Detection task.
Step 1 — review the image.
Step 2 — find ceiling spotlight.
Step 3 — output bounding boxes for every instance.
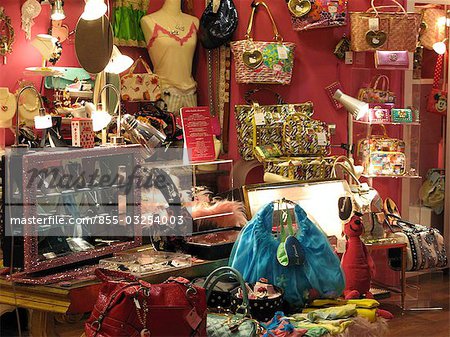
[81,0,107,21]
[51,0,66,20]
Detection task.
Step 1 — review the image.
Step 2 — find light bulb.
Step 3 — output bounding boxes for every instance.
[51,0,66,21]
[433,41,447,55]
[81,0,107,21]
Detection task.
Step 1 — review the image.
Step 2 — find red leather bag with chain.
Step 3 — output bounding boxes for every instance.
[85,269,207,337]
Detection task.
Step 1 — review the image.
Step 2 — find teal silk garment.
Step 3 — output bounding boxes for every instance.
[229,202,345,308]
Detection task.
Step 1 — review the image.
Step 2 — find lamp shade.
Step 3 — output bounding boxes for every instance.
[87,103,112,131]
[333,89,369,120]
[51,0,66,20]
[105,46,133,74]
[433,40,447,55]
[81,0,107,21]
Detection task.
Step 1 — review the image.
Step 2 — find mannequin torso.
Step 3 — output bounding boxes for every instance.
[0,87,16,128]
[140,0,199,92]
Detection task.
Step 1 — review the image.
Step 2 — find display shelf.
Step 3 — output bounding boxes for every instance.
[68,91,93,99]
[361,174,421,179]
[412,78,434,85]
[354,120,421,126]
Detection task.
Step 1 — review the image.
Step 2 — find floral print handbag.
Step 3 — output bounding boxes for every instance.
[288,0,348,31]
[230,1,295,85]
[358,75,396,104]
[120,56,161,102]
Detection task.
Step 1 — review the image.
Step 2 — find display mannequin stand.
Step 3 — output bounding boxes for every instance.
[0,88,16,128]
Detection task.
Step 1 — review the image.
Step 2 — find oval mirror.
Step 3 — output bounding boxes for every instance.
[75,16,113,74]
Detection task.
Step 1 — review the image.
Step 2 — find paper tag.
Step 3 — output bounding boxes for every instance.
[368,18,379,31]
[345,51,353,65]
[185,308,202,330]
[277,45,288,60]
[254,111,265,126]
[316,132,327,146]
[337,238,346,254]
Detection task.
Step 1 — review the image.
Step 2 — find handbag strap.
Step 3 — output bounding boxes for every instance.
[244,88,286,105]
[331,156,361,186]
[95,268,138,282]
[203,267,250,313]
[432,54,447,90]
[127,56,153,75]
[372,75,390,91]
[367,123,389,138]
[245,1,282,42]
[369,0,407,16]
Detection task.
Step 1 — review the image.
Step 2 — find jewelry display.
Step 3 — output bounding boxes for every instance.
[21,0,42,40]
[0,7,14,64]
[0,87,16,128]
[18,87,40,122]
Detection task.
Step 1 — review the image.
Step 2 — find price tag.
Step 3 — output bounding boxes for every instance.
[337,238,346,254]
[277,45,289,60]
[368,18,379,31]
[345,51,353,65]
[316,132,327,146]
[254,112,265,126]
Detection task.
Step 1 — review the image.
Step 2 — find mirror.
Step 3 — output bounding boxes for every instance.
[75,15,113,74]
[0,7,14,63]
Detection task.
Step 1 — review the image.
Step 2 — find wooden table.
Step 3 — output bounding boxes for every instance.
[0,258,228,337]
[366,242,407,309]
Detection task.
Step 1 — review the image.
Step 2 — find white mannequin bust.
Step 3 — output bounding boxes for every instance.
[140,0,199,92]
[0,87,16,128]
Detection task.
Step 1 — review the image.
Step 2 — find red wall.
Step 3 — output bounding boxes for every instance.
[1,0,412,204]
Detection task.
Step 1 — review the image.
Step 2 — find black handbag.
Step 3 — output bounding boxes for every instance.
[199,0,238,49]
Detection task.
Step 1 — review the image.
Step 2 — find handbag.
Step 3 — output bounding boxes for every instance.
[358,75,396,104]
[419,7,446,50]
[229,201,345,308]
[350,0,422,52]
[331,156,385,240]
[419,169,445,214]
[282,112,330,156]
[391,108,413,123]
[235,89,314,161]
[288,0,348,31]
[44,67,94,90]
[427,54,447,116]
[364,103,393,123]
[198,0,238,49]
[230,1,295,85]
[85,269,207,337]
[263,156,336,181]
[204,267,259,337]
[375,50,410,70]
[357,125,406,176]
[120,57,161,102]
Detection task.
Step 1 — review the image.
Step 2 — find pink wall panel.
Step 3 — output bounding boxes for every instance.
[0,0,416,204]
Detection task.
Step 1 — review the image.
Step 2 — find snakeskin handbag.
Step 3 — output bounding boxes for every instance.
[230,1,295,85]
[282,112,331,156]
[235,89,314,161]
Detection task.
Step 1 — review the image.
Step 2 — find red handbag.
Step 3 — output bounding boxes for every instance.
[85,269,207,337]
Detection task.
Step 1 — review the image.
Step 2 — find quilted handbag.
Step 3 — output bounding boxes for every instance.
[120,56,161,102]
[357,125,406,176]
[234,89,314,161]
[230,1,295,85]
[85,269,207,337]
[427,54,447,116]
[288,0,348,31]
[350,0,422,52]
[281,112,331,156]
[419,7,446,50]
[204,267,259,337]
[358,75,396,104]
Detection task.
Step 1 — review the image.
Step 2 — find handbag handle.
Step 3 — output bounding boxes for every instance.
[367,123,389,138]
[245,1,283,42]
[369,0,407,16]
[127,56,153,75]
[244,88,286,105]
[95,268,138,282]
[331,156,361,186]
[203,267,250,313]
[372,75,390,91]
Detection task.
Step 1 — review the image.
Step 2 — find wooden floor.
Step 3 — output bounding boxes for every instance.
[380,272,450,337]
[1,272,449,337]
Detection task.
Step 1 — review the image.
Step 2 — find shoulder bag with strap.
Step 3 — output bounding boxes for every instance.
[120,57,161,102]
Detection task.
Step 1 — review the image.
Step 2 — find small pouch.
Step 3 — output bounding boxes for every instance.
[367,103,393,123]
[325,81,344,110]
[254,144,283,162]
[391,108,413,123]
[375,51,410,70]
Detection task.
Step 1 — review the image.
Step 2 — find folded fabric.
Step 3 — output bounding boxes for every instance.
[292,315,354,335]
[306,304,357,322]
[309,298,380,309]
[261,311,308,337]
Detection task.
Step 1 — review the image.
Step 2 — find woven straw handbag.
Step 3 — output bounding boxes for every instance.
[230,1,295,85]
[350,0,422,52]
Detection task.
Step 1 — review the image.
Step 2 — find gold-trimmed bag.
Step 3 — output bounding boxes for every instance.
[235,89,314,161]
[230,1,295,85]
[264,156,336,181]
[350,0,422,52]
[282,112,331,156]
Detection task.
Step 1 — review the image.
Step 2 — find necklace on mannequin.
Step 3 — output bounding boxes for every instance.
[22,96,39,112]
[167,16,185,36]
[0,93,12,112]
